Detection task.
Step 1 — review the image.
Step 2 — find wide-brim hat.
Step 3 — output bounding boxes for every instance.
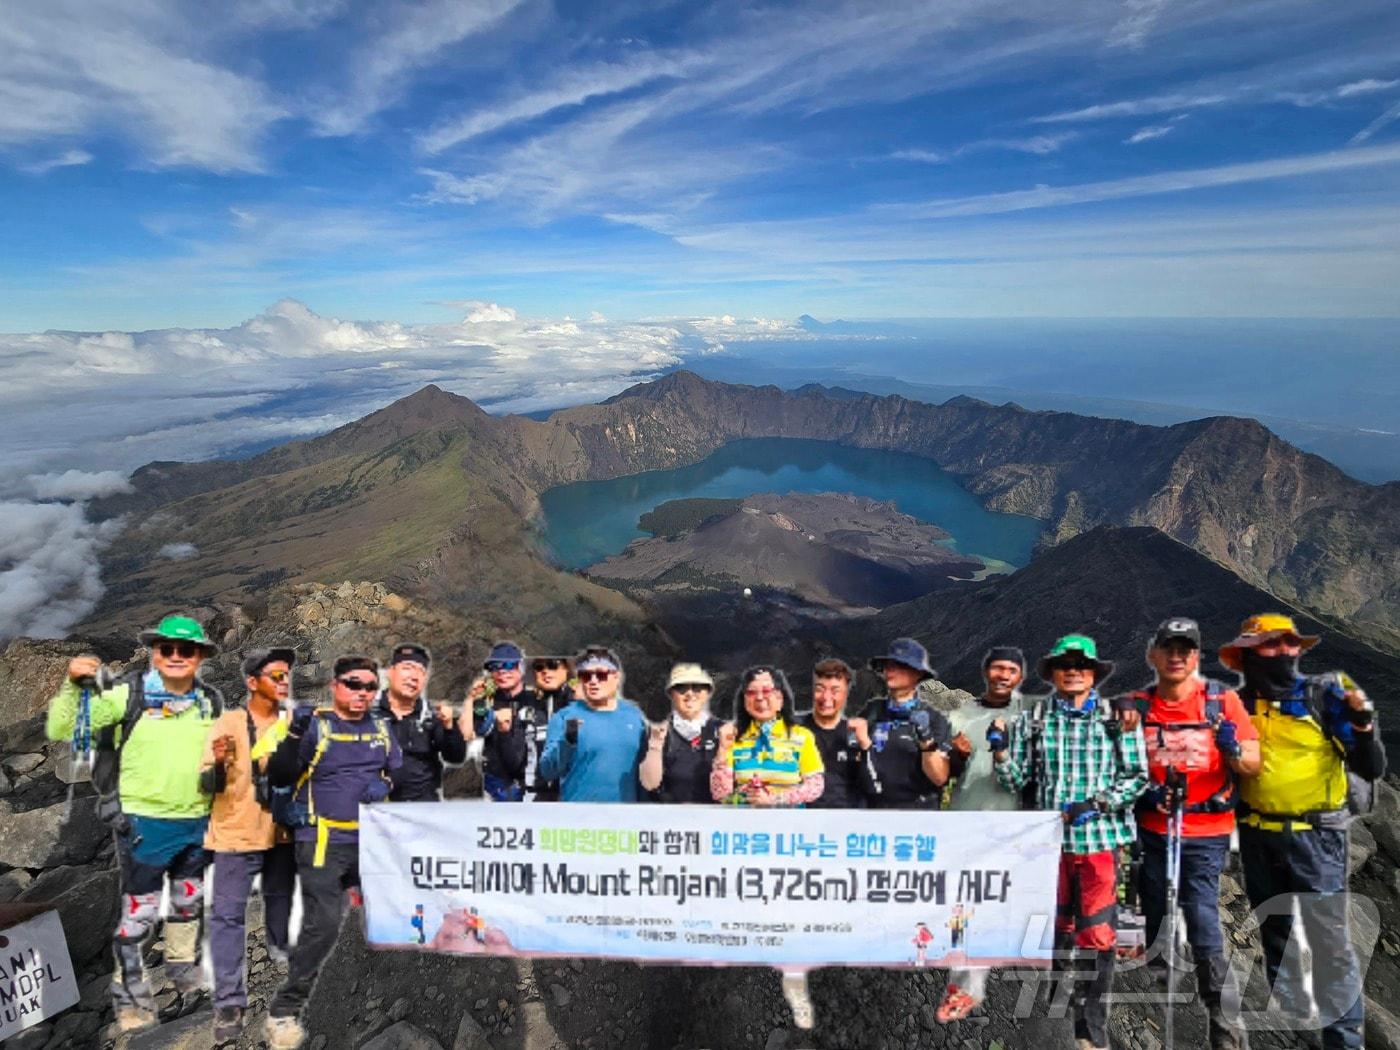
[1219,613,1319,671]
[139,614,218,654]
[869,638,936,681]
[1037,633,1113,684]
[667,663,714,690]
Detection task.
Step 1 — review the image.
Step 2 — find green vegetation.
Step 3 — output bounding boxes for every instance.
[638,497,742,537]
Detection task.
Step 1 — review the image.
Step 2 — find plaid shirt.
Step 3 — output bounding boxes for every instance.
[995,690,1148,854]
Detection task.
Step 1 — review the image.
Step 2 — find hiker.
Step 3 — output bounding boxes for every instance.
[640,662,722,803]
[376,643,466,802]
[711,666,824,806]
[528,652,578,800]
[45,615,223,1033]
[993,634,1148,1050]
[264,655,402,1049]
[1226,614,1386,1050]
[202,647,300,1043]
[465,641,542,801]
[539,646,648,802]
[935,646,1029,1023]
[1130,618,1258,1050]
[795,658,866,809]
[855,638,953,808]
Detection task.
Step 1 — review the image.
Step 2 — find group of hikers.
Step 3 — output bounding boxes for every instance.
[45,611,1384,1050]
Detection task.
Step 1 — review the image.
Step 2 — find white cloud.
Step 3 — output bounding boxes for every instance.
[1125,124,1175,145]
[890,142,1400,219]
[0,3,288,172]
[890,148,947,164]
[18,148,93,175]
[312,0,525,136]
[0,501,122,640]
[1351,99,1400,145]
[1035,92,1230,124]
[27,470,133,501]
[158,542,199,561]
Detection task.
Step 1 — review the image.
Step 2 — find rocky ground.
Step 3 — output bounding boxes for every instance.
[4,587,1400,1049]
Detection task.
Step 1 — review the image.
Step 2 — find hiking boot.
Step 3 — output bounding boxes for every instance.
[213,1006,244,1044]
[1196,955,1247,1050]
[265,1013,307,1049]
[268,943,290,968]
[115,1004,159,1033]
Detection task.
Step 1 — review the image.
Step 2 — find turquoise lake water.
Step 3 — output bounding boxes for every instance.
[537,438,1044,572]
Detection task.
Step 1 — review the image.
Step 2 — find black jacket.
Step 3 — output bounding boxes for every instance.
[376,693,467,802]
[795,715,866,809]
[857,697,951,809]
[650,719,721,804]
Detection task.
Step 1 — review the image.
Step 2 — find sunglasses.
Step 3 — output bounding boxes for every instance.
[532,659,566,672]
[578,669,614,683]
[337,677,379,693]
[744,687,778,699]
[672,684,711,695]
[1051,659,1096,673]
[485,660,521,672]
[260,669,290,682]
[156,642,203,659]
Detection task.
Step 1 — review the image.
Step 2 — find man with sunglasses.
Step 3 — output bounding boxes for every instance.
[527,654,576,801]
[1224,614,1385,1050]
[466,641,542,801]
[540,647,648,802]
[375,643,466,802]
[201,647,300,1043]
[45,615,223,1034]
[264,655,401,1049]
[993,634,1147,1050]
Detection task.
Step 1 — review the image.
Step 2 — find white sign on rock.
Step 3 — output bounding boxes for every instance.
[0,909,79,1039]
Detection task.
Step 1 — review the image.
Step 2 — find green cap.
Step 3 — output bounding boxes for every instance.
[139,615,218,654]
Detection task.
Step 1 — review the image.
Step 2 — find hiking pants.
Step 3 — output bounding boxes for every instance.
[1139,830,1230,960]
[211,843,297,1010]
[113,833,208,1012]
[269,841,359,1019]
[1239,825,1363,1050]
[1055,849,1118,1048]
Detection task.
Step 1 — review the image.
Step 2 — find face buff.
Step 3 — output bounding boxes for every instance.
[1240,650,1301,704]
[671,712,707,741]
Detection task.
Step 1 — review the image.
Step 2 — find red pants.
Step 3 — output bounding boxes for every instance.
[1056,850,1118,950]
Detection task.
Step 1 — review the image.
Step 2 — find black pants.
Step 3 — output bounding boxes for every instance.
[269,841,359,1018]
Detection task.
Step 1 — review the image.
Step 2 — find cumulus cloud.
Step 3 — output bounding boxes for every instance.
[27,470,133,501]
[0,502,122,640]
[158,542,199,561]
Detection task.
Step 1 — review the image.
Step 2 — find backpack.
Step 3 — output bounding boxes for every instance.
[1020,693,1121,811]
[1133,679,1236,814]
[1303,672,1376,817]
[270,712,392,829]
[89,671,224,831]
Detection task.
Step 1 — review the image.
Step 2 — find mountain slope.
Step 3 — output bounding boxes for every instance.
[84,372,1400,653]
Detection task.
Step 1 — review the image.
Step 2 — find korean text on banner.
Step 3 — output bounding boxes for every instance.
[360,803,1063,967]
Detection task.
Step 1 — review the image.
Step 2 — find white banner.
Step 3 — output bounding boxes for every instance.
[0,910,80,1039]
[360,803,1063,967]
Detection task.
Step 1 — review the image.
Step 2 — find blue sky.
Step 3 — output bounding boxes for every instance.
[4,0,1400,330]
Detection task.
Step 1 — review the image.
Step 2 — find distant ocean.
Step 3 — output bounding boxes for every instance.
[688,318,1400,483]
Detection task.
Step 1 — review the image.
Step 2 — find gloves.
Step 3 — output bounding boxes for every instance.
[360,778,390,804]
[1063,800,1101,827]
[986,723,1008,753]
[1214,718,1242,758]
[1139,781,1179,812]
[289,704,316,737]
[565,719,581,745]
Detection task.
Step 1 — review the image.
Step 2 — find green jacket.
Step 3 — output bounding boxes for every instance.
[46,678,215,819]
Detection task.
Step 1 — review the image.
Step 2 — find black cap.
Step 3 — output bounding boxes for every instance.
[1152,617,1201,649]
[389,643,431,668]
[983,646,1025,672]
[242,647,297,678]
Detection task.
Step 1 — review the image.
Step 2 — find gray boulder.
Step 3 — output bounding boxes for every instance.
[360,1020,446,1050]
[0,795,106,868]
[19,865,119,963]
[0,637,91,730]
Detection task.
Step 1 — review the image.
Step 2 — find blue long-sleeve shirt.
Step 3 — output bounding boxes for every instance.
[539,699,648,802]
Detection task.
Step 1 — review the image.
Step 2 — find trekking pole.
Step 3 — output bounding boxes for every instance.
[1163,766,1186,1049]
